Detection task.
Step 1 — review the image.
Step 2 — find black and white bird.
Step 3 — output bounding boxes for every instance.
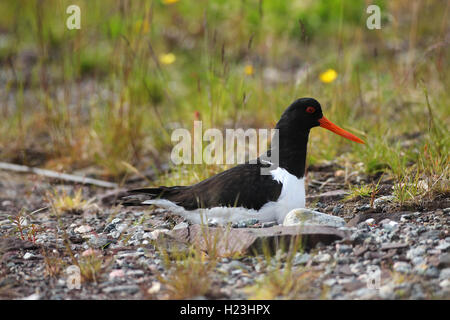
[124,98,364,224]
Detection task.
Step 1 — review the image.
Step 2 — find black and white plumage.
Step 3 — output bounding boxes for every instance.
[123,98,364,224]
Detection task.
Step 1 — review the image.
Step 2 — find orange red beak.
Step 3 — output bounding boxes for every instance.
[318,117,365,144]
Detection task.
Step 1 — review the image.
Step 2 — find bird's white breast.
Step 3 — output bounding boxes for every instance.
[258,167,305,224]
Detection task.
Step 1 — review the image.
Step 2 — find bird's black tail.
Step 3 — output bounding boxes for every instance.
[120,186,185,206]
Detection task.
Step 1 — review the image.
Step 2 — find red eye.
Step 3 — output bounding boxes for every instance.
[306,106,315,113]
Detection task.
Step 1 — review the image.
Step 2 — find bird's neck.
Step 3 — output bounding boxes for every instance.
[269,129,310,179]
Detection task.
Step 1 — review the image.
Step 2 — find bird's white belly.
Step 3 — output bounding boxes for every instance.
[142,167,305,225]
[260,167,305,224]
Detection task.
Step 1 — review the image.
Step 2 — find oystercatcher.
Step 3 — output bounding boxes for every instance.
[124,98,364,224]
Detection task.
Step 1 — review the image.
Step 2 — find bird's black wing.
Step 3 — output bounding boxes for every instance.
[125,161,282,210]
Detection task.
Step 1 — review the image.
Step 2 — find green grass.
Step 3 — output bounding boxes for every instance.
[0,0,448,201]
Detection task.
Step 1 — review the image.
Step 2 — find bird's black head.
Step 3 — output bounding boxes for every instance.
[276,97,324,132]
[276,97,364,143]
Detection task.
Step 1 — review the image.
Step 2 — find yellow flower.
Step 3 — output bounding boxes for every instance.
[320,69,338,83]
[162,0,179,5]
[159,53,176,65]
[244,65,254,76]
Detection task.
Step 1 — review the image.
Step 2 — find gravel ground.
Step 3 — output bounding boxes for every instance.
[0,167,449,300]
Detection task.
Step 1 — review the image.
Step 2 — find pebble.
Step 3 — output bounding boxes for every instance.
[380,219,399,232]
[173,222,189,230]
[88,235,111,248]
[400,214,412,222]
[109,269,125,280]
[439,268,450,280]
[323,278,336,286]
[262,221,277,228]
[293,253,310,266]
[143,229,169,240]
[23,252,34,260]
[407,246,427,260]
[332,205,343,215]
[393,262,411,274]
[438,253,450,268]
[314,253,332,263]
[74,225,92,234]
[102,285,140,294]
[357,204,371,212]
[147,282,161,294]
[336,244,353,254]
[436,242,450,252]
[374,196,394,207]
[440,279,450,288]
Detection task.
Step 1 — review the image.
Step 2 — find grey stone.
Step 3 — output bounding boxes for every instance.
[262,221,277,228]
[173,222,189,230]
[439,268,450,280]
[102,285,140,294]
[357,204,371,212]
[380,219,399,232]
[23,252,34,260]
[407,246,427,260]
[293,253,310,266]
[336,244,353,254]
[314,253,332,263]
[323,278,337,286]
[374,196,394,207]
[436,242,450,252]
[438,253,450,268]
[283,208,346,228]
[393,262,411,274]
[332,205,344,215]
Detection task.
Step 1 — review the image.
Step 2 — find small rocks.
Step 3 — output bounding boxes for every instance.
[373,196,394,208]
[357,204,371,212]
[336,244,353,254]
[74,225,93,234]
[439,268,450,280]
[332,204,344,215]
[400,214,413,222]
[147,282,161,295]
[380,219,398,231]
[314,253,332,263]
[109,269,125,280]
[143,229,170,240]
[173,222,189,230]
[440,279,450,288]
[407,245,427,260]
[102,284,140,294]
[293,253,310,266]
[233,218,259,228]
[437,253,450,268]
[435,241,450,252]
[261,221,277,228]
[393,262,411,274]
[23,252,35,260]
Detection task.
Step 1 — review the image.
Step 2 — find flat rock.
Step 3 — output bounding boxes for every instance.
[283,208,346,228]
[166,224,351,256]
